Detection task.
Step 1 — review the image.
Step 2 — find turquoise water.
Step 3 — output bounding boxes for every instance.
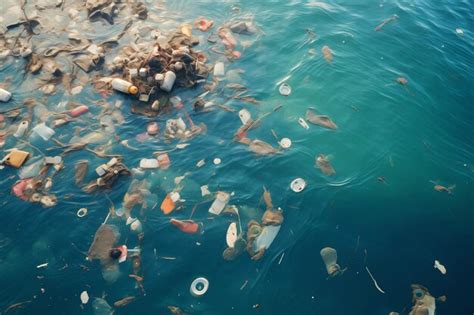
[1,0,473,314]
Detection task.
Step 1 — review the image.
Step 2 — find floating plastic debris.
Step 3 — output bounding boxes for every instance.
[77,208,88,218]
[434,260,447,275]
[80,291,89,304]
[36,263,48,269]
[298,118,309,129]
[455,28,464,36]
[279,138,292,149]
[279,83,292,96]
[226,222,238,248]
[213,158,221,165]
[290,178,306,192]
[190,277,209,297]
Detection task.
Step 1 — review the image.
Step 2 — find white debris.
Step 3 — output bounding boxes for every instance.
[80,291,89,304]
[434,260,447,275]
[36,263,48,269]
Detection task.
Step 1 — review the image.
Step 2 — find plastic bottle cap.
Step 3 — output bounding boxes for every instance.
[290,178,306,192]
[213,158,221,165]
[279,138,292,149]
[190,277,209,297]
[128,86,139,95]
[279,83,292,96]
[77,208,88,217]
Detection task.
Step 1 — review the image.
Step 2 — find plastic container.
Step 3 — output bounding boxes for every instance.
[14,121,29,137]
[209,191,230,215]
[69,105,89,117]
[279,83,292,96]
[112,78,138,95]
[0,88,12,102]
[139,158,159,169]
[213,62,225,77]
[31,123,55,140]
[190,277,209,297]
[160,71,176,92]
[290,178,306,192]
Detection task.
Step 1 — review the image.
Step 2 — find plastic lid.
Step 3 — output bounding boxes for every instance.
[279,138,292,149]
[190,277,209,297]
[290,178,306,192]
[77,208,88,218]
[128,85,139,95]
[213,158,221,165]
[279,83,292,96]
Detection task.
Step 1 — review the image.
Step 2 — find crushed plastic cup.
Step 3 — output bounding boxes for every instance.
[279,138,292,149]
[279,83,292,96]
[31,123,55,141]
[238,109,251,125]
[209,191,230,215]
[290,178,306,192]
[320,247,342,277]
[190,277,209,297]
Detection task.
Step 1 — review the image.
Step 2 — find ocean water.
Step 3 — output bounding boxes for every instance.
[0,0,473,314]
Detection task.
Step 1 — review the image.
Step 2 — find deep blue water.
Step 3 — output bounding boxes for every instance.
[0,0,473,314]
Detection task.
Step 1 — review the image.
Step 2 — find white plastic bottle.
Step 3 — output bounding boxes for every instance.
[111,78,138,95]
[14,121,29,137]
[160,71,176,92]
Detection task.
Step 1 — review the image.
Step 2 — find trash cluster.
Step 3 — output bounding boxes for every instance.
[0,1,453,314]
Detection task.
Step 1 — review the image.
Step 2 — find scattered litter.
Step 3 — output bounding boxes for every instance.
[279,83,292,96]
[77,208,88,218]
[365,266,385,294]
[190,277,209,297]
[434,260,447,274]
[290,178,306,192]
[455,28,464,36]
[80,291,89,304]
[2,149,30,168]
[36,263,48,269]
[71,86,83,95]
[240,279,249,290]
[298,118,309,129]
[213,62,225,77]
[213,158,221,165]
[112,78,138,95]
[161,192,180,215]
